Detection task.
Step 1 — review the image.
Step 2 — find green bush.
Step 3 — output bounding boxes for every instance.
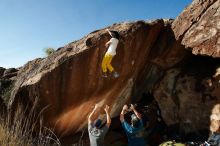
[44,48,55,56]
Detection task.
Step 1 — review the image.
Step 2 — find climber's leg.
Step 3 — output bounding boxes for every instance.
[101,55,111,78]
[106,55,119,78]
[106,55,114,73]
[101,55,108,73]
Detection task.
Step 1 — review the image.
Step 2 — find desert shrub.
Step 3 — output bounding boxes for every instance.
[44,48,55,56]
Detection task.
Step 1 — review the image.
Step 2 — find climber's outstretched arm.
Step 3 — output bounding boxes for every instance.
[105,29,113,47]
[120,105,128,122]
[105,41,111,47]
[88,104,99,124]
[130,104,142,120]
[104,105,111,128]
[106,28,111,33]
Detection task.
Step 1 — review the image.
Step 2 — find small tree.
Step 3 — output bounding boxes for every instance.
[44,47,55,56]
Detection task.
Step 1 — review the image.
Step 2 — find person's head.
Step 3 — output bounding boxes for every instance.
[131,114,140,128]
[210,104,220,133]
[109,30,120,39]
[94,119,102,128]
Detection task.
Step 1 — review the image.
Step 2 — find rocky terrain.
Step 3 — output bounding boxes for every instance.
[0,0,220,144]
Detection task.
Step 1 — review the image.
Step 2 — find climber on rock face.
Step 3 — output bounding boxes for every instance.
[120,104,146,146]
[88,104,111,146]
[101,29,119,78]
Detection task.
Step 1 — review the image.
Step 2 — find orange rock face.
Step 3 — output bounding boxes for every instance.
[10,19,186,137]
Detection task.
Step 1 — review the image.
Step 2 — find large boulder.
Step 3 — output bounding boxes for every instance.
[172,0,220,57]
[10,19,186,137]
[153,0,220,135]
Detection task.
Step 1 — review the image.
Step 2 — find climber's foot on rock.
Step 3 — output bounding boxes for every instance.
[112,71,119,78]
[102,73,108,78]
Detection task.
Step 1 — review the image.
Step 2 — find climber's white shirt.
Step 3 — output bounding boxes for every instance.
[106,38,119,56]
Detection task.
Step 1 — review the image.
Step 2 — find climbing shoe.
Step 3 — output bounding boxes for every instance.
[112,71,119,78]
[102,73,108,78]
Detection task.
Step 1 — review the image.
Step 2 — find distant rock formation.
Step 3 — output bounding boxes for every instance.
[1,0,219,139]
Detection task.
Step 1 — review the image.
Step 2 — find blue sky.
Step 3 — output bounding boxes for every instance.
[0,0,192,68]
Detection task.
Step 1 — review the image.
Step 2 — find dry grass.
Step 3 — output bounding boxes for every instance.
[0,99,61,146]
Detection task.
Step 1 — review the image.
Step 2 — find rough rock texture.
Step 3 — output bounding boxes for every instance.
[154,56,220,135]
[0,67,18,112]
[172,0,220,57]
[10,19,187,137]
[3,68,18,79]
[0,67,5,78]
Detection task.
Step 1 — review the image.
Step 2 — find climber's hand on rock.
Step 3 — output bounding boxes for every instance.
[130,104,135,110]
[106,28,110,33]
[105,43,108,47]
[104,105,110,113]
[93,104,99,111]
[122,105,128,111]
